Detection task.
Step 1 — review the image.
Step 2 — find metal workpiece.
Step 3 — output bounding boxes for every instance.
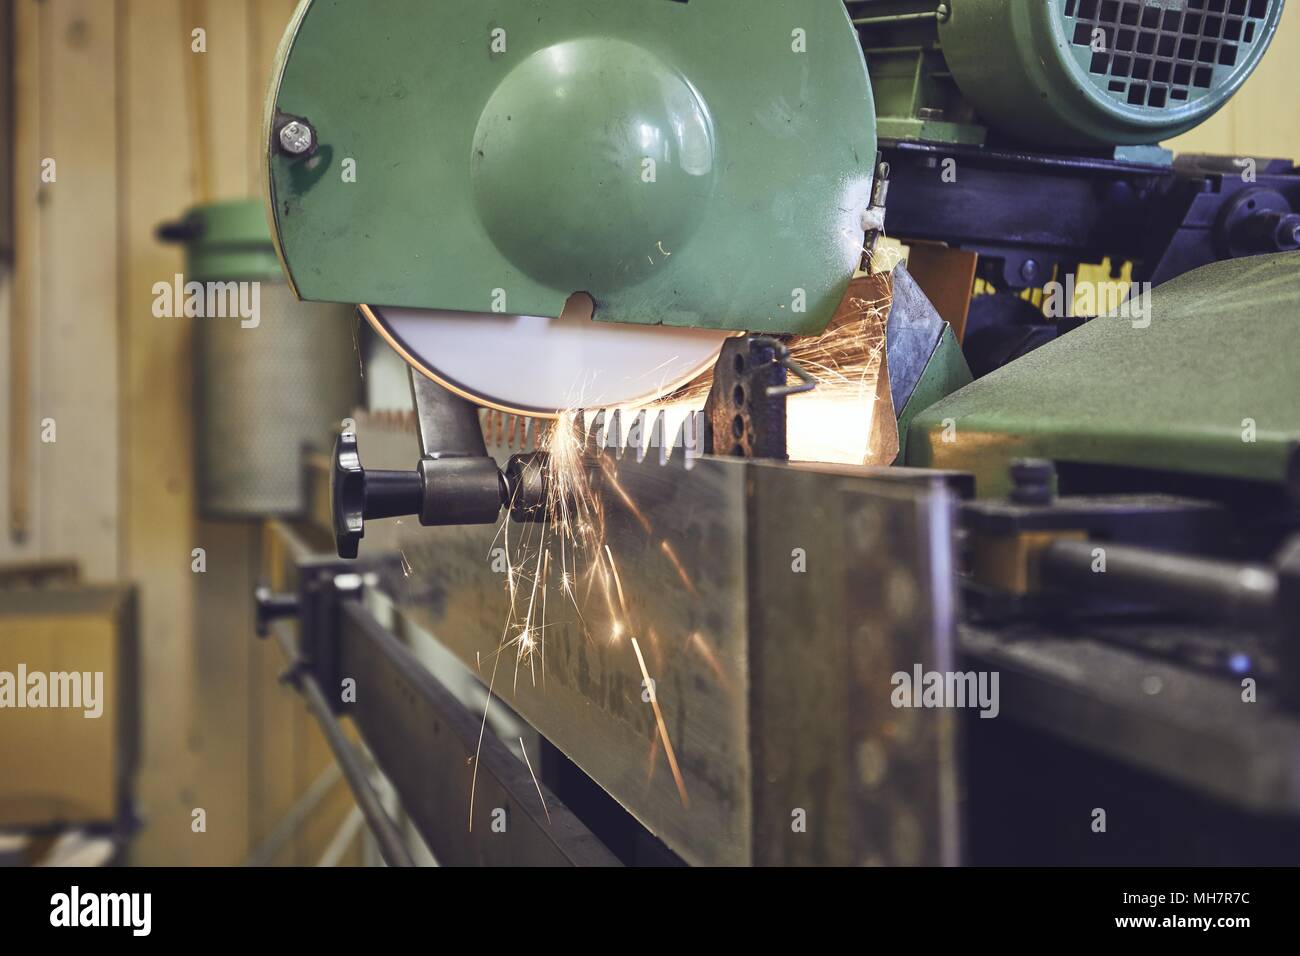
[354,413,961,866]
[749,461,961,867]
[335,600,620,866]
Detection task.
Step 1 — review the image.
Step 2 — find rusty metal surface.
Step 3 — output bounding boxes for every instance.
[357,412,959,865]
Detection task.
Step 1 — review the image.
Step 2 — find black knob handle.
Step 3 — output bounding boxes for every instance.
[254,585,300,638]
[332,431,424,559]
[155,215,205,244]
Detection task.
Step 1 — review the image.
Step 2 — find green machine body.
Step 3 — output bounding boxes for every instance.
[905,251,1300,497]
[264,0,878,338]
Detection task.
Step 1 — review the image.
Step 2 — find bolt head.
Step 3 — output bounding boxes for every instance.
[279,120,315,156]
[1009,458,1057,505]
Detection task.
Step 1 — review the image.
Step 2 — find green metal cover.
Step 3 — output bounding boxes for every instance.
[894,324,973,465]
[266,0,876,336]
[939,0,1284,147]
[179,198,283,282]
[906,252,1300,496]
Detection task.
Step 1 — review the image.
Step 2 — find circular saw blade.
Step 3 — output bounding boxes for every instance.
[362,301,728,417]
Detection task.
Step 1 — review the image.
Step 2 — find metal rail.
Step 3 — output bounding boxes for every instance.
[268,623,416,868]
[1041,539,1280,629]
[336,599,621,867]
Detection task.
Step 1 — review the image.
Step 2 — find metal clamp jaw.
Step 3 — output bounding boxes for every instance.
[331,372,552,559]
[331,430,506,559]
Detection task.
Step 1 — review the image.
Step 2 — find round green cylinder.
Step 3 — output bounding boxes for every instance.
[939,0,1284,147]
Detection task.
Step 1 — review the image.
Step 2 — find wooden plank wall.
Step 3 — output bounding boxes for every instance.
[1,0,357,866]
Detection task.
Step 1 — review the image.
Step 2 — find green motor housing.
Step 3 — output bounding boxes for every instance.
[852,0,1285,148]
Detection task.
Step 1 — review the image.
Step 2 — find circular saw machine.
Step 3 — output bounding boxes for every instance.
[264,0,878,416]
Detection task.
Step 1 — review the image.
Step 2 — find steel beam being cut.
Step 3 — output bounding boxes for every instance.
[354,413,961,866]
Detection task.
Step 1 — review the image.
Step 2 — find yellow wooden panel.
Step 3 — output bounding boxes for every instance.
[1229,11,1300,158]
[1167,101,1238,155]
[0,0,374,869]
[197,0,252,198]
[39,0,120,581]
[5,0,42,555]
[190,520,256,864]
[0,589,135,828]
[119,0,201,865]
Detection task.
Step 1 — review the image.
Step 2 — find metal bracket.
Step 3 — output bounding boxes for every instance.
[330,370,551,558]
[704,336,814,460]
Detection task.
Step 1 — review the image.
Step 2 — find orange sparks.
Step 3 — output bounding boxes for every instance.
[688,631,730,692]
[659,541,699,598]
[520,737,551,825]
[631,636,689,809]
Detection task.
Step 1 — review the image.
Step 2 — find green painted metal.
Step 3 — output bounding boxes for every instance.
[267,0,876,336]
[174,198,283,282]
[850,1,988,145]
[938,0,1284,148]
[906,252,1300,497]
[893,324,972,465]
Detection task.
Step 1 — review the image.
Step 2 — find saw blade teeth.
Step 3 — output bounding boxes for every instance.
[650,410,669,466]
[657,407,692,466]
[585,409,606,454]
[626,410,649,463]
[609,409,628,459]
[573,410,589,449]
[673,409,707,471]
